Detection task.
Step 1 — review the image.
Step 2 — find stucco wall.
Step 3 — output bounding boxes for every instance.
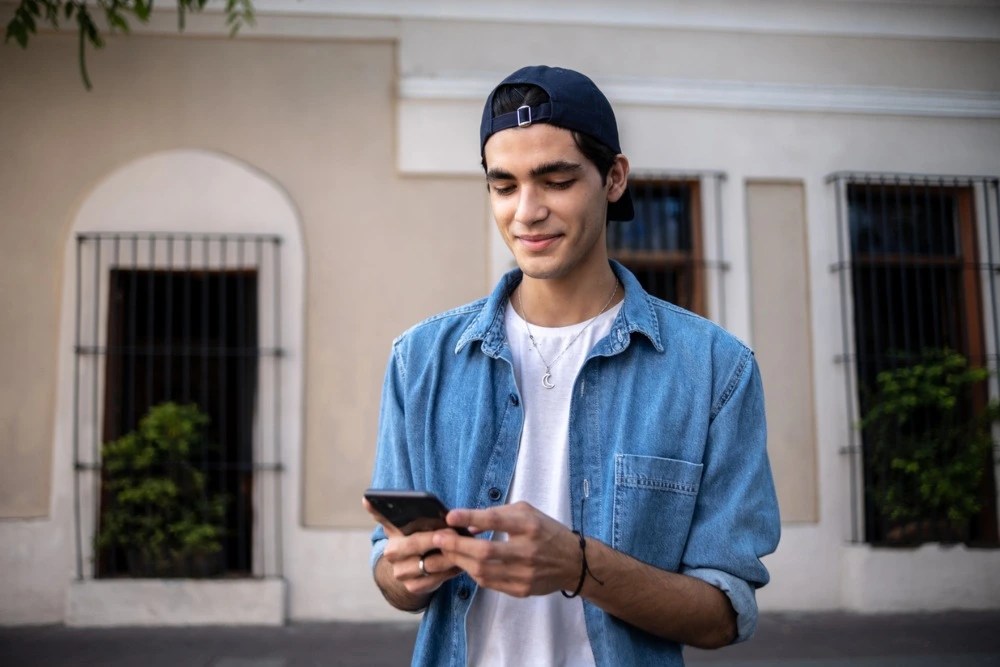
[747,180,818,524]
[0,30,487,620]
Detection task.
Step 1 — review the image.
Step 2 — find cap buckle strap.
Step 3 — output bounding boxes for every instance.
[516,104,533,128]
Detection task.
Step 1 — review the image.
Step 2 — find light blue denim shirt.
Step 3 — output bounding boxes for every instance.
[370,261,780,667]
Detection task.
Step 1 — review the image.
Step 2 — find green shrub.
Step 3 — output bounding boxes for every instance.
[97,402,227,577]
[860,349,998,542]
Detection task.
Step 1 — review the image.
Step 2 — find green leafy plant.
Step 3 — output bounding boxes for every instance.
[97,401,227,577]
[860,349,999,544]
[5,0,255,89]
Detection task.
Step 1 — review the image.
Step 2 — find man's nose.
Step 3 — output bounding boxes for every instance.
[515,186,548,225]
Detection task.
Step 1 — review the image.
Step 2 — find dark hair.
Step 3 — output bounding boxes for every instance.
[482,84,618,183]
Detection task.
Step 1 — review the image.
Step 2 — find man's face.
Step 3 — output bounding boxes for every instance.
[483,123,626,283]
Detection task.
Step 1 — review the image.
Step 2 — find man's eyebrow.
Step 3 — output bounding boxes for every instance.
[530,161,583,178]
[486,161,583,182]
[486,168,515,182]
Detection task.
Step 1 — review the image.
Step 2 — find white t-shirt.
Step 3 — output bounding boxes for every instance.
[465,297,622,667]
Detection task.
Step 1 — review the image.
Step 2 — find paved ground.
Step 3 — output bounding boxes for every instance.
[2,611,999,666]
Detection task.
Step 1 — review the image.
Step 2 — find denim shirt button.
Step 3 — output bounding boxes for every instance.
[509,393,519,407]
[457,586,470,600]
[488,487,502,501]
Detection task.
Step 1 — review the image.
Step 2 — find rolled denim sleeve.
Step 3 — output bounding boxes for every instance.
[369,343,412,572]
[681,348,780,643]
[370,531,388,571]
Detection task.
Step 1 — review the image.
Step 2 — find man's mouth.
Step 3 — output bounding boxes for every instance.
[517,234,561,252]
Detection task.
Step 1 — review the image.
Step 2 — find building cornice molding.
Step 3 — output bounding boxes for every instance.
[6,1,995,42]
[401,74,1000,119]
[242,0,999,41]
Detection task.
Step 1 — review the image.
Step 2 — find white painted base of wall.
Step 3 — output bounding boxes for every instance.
[284,528,419,623]
[842,543,1000,612]
[66,579,286,627]
[13,533,998,627]
[756,525,842,612]
[0,517,73,625]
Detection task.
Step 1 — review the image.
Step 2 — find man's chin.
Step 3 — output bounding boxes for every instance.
[515,258,565,281]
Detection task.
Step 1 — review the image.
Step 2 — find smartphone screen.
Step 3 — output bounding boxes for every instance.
[364,489,472,537]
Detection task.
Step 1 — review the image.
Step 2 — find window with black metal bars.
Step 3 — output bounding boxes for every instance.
[607,172,728,322]
[73,233,285,579]
[829,173,1000,546]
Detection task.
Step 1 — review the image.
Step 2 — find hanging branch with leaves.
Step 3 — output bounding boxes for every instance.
[5,0,255,89]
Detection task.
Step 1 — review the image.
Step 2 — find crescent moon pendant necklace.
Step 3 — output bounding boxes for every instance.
[517,278,619,390]
[542,372,555,389]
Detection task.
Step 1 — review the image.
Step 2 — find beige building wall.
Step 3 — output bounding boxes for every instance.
[0,33,487,527]
[746,181,818,524]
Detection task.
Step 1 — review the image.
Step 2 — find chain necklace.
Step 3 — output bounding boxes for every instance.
[516,278,619,389]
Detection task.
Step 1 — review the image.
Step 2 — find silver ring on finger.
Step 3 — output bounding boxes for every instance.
[418,557,430,577]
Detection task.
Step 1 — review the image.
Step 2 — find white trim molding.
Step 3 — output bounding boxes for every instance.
[401,74,1000,120]
[237,0,1000,41]
[11,0,994,41]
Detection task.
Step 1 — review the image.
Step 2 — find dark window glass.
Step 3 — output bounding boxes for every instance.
[608,179,705,315]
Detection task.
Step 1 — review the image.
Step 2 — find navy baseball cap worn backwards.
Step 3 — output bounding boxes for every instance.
[480,65,635,222]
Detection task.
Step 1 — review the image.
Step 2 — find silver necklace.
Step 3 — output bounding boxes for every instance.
[516,278,619,389]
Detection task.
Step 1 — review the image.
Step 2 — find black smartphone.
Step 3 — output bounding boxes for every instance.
[364,488,472,537]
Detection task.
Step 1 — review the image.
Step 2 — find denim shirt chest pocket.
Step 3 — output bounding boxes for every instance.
[612,453,704,572]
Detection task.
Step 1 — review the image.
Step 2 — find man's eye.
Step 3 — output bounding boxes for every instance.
[549,180,575,190]
[492,184,516,196]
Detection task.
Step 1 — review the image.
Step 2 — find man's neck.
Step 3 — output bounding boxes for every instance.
[516,265,621,328]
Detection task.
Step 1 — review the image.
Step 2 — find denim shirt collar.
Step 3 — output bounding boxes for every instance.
[455,260,664,358]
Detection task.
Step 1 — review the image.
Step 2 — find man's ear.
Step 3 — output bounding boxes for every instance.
[606,154,630,204]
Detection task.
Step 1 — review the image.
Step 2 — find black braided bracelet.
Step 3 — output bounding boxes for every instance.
[560,530,603,599]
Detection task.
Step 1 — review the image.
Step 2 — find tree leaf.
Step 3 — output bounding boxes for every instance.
[106,10,129,33]
[134,0,151,22]
[43,0,59,24]
[6,21,28,48]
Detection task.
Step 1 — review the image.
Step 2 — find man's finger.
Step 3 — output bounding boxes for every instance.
[447,506,527,534]
[431,528,516,568]
[362,498,403,538]
[418,551,462,579]
[383,529,448,562]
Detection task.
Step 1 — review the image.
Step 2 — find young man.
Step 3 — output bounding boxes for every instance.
[366,65,780,666]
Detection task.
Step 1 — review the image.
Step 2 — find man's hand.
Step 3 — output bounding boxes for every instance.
[363,499,463,610]
[434,501,581,598]
[440,500,737,648]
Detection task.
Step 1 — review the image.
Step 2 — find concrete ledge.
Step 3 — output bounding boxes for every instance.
[842,543,1000,612]
[66,578,286,627]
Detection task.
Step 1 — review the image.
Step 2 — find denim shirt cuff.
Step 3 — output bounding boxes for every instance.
[682,566,758,643]
[371,536,388,571]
